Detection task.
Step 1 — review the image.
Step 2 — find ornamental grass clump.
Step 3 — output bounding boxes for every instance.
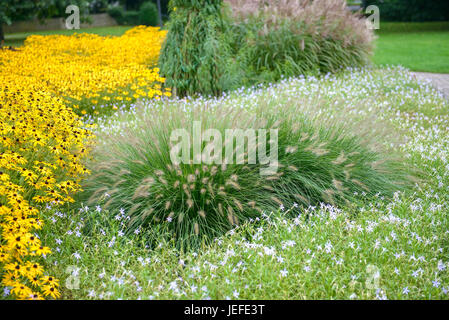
[259,103,409,209]
[81,93,409,249]
[226,0,374,83]
[81,105,275,249]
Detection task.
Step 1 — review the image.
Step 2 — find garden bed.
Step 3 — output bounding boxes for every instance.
[35,67,449,300]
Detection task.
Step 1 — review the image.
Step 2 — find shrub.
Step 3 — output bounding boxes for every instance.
[107,6,126,25]
[363,0,449,22]
[123,10,140,25]
[226,0,374,83]
[81,94,409,249]
[108,6,140,25]
[159,0,373,96]
[139,1,160,26]
[158,0,237,98]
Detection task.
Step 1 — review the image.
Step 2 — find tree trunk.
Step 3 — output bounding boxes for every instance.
[0,23,4,47]
[156,0,163,27]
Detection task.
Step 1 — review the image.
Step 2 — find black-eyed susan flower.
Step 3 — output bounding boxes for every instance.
[25,261,44,276]
[11,283,33,299]
[32,246,52,256]
[29,292,44,300]
[40,276,59,287]
[42,285,61,299]
[0,25,168,301]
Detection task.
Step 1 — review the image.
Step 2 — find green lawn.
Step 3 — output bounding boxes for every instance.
[3,26,132,47]
[374,22,449,73]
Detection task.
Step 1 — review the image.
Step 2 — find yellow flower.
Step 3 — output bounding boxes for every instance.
[29,292,44,300]
[0,252,10,263]
[32,246,52,256]
[42,285,61,299]
[2,272,18,287]
[0,25,171,300]
[4,262,24,276]
[0,26,169,117]
[11,283,33,299]
[25,261,44,276]
[40,275,60,287]
[28,275,41,287]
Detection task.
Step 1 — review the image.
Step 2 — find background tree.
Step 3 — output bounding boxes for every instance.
[38,0,90,19]
[156,0,162,26]
[119,0,168,20]
[0,0,90,47]
[158,0,235,97]
[0,0,43,46]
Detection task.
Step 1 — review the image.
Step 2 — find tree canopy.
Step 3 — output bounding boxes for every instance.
[0,0,91,45]
[363,0,449,22]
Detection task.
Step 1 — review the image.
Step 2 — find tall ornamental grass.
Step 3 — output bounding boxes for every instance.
[159,0,374,96]
[158,0,236,98]
[227,0,374,84]
[80,96,410,249]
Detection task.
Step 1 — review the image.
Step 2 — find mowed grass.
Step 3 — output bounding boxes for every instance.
[374,22,449,73]
[3,26,133,47]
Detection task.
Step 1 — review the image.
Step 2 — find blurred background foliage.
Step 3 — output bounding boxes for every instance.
[362,0,449,22]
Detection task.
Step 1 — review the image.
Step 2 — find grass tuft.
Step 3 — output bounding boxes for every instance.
[79,81,411,249]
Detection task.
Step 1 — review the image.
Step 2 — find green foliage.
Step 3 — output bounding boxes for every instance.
[107,6,127,24]
[120,0,148,10]
[109,1,160,26]
[241,22,369,82]
[0,0,86,44]
[0,0,35,25]
[139,1,159,26]
[108,6,140,25]
[123,10,140,24]
[0,0,46,25]
[120,0,169,19]
[38,0,90,19]
[89,0,112,14]
[0,0,90,27]
[364,0,449,22]
[158,0,236,97]
[107,6,137,25]
[376,21,449,34]
[159,0,374,96]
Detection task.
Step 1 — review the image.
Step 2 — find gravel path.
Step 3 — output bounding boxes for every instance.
[411,72,449,99]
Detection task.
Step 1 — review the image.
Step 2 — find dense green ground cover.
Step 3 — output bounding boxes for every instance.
[33,67,449,300]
